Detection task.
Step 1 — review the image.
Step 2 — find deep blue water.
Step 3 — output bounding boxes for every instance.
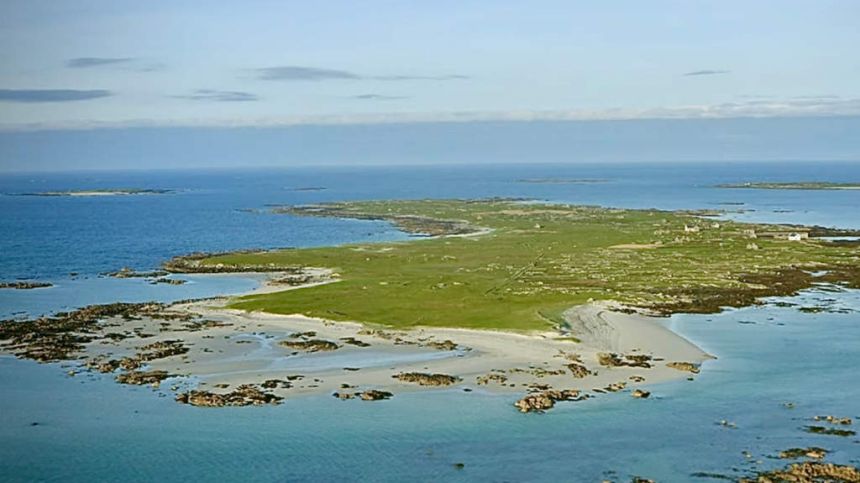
[1,162,859,482]
[2,161,859,282]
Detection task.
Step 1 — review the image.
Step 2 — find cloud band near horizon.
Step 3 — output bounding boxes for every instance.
[0,89,112,103]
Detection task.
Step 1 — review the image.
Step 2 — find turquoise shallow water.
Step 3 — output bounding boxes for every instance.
[1,163,859,482]
[1,289,858,482]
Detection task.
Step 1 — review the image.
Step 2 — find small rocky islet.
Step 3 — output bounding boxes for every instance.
[0,281,53,290]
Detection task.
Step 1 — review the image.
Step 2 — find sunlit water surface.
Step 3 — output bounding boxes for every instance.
[1,163,858,482]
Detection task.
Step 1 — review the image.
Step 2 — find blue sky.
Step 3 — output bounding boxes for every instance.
[1,0,859,129]
[0,1,858,171]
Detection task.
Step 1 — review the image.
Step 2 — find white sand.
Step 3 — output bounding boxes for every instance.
[77,275,712,403]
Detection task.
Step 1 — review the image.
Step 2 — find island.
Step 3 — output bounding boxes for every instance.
[517,178,609,184]
[2,199,859,412]
[20,189,172,197]
[717,182,860,190]
[0,281,52,290]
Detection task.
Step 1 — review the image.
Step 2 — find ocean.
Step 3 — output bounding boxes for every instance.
[1,162,858,482]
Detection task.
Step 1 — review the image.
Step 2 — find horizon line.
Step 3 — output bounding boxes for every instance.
[2,105,860,132]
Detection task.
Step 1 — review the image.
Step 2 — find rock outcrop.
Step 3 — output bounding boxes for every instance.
[567,363,592,378]
[115,370,171,386]
[779,447,828,459]
[514,389,588,413]
[394,372,460,386]
[813,415,852,425]
[597,352,652,368]
[0,281,53,290]
[742,462,860,482]
[476,373,508,385]
[339,337,371,347]
[666,362,700,374]
[279,339,340,352]
[358,390,393,401]
[175,385,282,407]
[805,426,856,437]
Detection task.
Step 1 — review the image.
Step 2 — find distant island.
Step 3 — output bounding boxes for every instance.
[20,189,172,197]
[717,182,860,190]
[517,178,609,184]
[289,187,328,192]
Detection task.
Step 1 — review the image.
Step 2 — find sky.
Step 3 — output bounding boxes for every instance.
[0,1,858,170]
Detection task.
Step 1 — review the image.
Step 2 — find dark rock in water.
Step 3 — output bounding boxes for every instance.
[89,358,122,373]
[175,384,282,407]
[107,267,170,279]
[604,382,627,392]
[514,389,588,413]
[358,390,393,401]
[149,278,186,285]
[453,463,465,470]
[779,447,828,459]
[0,281,53,290]
[279,339,340,352]
[393,372,460,386]
[813,415,852,425]
[115,370,171,386]
[741,462,860,482]
[119,357,142,371]
[339,337,371,347]
[260,379,291,389]
[804,425,856,437]
[0,302,162,362]
[290,187,327,192]
[632,389,650,399]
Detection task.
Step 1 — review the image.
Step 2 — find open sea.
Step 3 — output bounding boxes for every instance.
[1,162,859,482]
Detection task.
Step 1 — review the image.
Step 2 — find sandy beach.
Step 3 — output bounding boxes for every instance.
[60,272,713,407]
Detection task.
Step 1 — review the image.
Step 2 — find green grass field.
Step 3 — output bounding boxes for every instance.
[196,200,858,332]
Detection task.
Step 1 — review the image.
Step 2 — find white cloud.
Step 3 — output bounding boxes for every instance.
[2,97,859,131]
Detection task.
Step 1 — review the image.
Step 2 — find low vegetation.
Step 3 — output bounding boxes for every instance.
[185,199,860,331]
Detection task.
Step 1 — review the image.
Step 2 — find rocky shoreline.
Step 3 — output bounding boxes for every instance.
[0,281,53,290]
[0,292,714,414]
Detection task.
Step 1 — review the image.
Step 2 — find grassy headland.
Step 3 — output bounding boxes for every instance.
[176,199,860,331]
